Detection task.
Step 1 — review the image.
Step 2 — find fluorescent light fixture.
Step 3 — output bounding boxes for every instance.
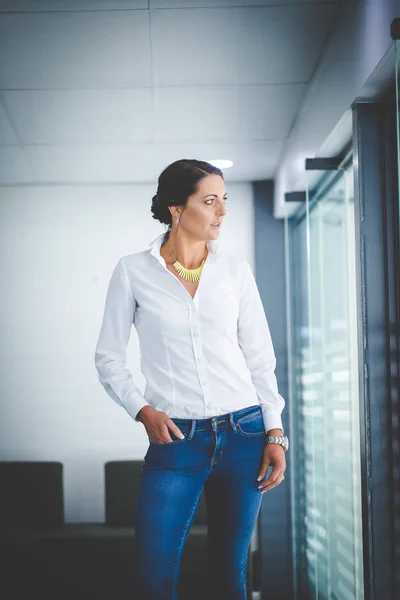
[207,160,233,169]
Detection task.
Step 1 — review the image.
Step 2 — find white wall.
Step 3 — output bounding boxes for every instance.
[0,181,255,522]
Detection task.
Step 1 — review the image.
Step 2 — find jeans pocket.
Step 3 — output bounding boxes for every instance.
[236,412,265,437]
[149,426,189,446]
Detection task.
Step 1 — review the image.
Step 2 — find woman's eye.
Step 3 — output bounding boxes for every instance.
[205,198,227,205]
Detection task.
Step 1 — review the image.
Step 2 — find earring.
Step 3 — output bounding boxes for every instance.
[176,217,180,225]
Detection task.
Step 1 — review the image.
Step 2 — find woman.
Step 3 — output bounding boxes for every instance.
[94,159,288,600]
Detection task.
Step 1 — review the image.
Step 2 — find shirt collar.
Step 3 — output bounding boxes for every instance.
[149,231,221,264]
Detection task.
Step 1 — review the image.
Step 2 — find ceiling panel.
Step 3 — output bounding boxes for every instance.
[0,146,39,184]
[154,139,285,182]
[152,4,339,87]
[154,84,306,142]
[24,143,154,183]
[0,1,147,10]
[0,0,352,191]
[3,89,153,144]
[0,10,151,89]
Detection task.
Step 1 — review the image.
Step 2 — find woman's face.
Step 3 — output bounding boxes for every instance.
[176,174,228,240]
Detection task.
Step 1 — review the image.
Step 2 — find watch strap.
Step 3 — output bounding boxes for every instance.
[266,435,288,451]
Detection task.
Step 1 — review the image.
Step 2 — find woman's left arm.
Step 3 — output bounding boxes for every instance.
[237,260,286,492]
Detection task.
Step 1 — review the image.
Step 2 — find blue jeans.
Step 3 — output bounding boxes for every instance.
[134,404,266,599]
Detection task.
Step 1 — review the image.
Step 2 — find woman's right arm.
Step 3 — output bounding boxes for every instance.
[94,256,150,421]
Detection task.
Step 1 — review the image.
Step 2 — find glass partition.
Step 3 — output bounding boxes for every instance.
[396,38,400,286]
[393,37,400,597]
[286,165,364,600]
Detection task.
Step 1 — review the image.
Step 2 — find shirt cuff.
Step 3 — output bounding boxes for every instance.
[122,394,151,422]
[261,406,284,436]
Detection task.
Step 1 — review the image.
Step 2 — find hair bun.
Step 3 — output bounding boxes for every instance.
[151,193,160,213]
[151,192,171,225]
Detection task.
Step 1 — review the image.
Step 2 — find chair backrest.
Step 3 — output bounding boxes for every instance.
[0,461,64,530]
[105,460,208,526]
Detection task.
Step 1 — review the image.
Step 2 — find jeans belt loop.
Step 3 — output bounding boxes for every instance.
[188,419,196,440]
[229,412,238,433]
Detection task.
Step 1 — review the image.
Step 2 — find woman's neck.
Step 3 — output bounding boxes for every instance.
[161,230,208,269]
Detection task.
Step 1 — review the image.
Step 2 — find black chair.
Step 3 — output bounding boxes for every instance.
[0,460,136,599]
[0,461,67,600]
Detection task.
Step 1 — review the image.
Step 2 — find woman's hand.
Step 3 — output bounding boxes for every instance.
[136,406,185,444]
[257,444,286,493]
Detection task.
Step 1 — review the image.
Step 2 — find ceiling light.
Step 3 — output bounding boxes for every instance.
[207,160,233,169]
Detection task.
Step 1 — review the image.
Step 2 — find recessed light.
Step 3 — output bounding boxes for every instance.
[207,160,233,169]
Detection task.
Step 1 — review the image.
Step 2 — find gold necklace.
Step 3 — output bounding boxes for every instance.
[167,244,208,283]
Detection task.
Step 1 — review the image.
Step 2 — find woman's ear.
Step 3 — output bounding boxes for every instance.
[168,206,177,220]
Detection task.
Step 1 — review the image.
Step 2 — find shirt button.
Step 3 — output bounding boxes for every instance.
[193,332,198,337]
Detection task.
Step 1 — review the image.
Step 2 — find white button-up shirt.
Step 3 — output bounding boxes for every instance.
[94,232,285,434]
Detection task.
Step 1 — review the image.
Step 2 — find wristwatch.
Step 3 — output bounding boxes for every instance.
[266,435,289,451]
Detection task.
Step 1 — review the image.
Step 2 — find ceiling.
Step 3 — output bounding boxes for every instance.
[0,0,350,208]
